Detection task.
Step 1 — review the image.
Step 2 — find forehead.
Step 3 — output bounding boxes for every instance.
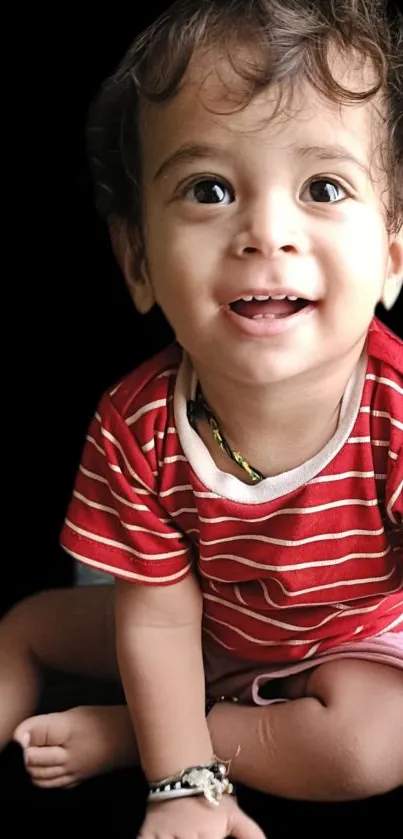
[140,46,384,178]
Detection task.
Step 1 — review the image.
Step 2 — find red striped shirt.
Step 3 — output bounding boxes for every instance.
[60,318,403,663]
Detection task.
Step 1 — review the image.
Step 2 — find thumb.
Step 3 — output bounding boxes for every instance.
[229,804,267,839]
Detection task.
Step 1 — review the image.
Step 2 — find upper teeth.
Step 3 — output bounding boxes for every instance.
[241,294,299,302]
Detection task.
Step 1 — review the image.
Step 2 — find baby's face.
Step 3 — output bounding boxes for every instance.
[135,49,402,389]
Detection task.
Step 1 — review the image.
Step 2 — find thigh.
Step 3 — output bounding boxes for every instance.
[5,584,119,681]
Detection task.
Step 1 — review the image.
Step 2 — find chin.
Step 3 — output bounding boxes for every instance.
[235,365,306,387]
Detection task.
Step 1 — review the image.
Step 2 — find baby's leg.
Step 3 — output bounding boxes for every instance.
[0,584,118,747]
[209,659,403,801]
[1,585,139,785]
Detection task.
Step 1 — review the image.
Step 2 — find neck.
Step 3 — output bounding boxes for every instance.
[191,340,366,478]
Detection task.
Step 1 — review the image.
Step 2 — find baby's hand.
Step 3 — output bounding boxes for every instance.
[137,793,266,838]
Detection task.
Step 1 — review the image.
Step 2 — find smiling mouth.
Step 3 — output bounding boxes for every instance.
[229,295,311,319]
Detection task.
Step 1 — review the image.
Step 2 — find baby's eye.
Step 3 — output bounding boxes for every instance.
[303,179,347,203]
[184,178,235,205]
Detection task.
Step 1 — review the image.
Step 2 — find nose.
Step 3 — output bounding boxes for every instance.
[231,192,308,259]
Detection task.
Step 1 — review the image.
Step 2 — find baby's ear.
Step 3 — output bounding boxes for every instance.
[108,218,155,314]
[381,275,402,310]
[381,229,403,310]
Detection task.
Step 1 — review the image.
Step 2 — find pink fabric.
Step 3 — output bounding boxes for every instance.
[204,631,403,706]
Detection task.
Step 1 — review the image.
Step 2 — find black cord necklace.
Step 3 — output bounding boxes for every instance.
[187,384,265,483]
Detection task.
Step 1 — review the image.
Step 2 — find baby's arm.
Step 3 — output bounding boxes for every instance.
[114,573,213,781]
[115,575,265,838]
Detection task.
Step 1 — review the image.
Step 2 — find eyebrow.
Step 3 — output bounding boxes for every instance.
[152,143,231,182]
[152,141,370,182]
[297,144,370,177]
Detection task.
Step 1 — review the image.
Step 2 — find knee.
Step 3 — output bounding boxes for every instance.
[4,592,45,621]
[330,722,402,798]
[1,591,53,639]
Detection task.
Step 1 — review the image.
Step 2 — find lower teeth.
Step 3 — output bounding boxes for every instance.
[252,313,286,320]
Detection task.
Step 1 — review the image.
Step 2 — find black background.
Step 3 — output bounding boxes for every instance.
[6,8,174,613]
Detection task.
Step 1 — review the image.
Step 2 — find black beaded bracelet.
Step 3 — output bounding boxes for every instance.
[148,761,234,805]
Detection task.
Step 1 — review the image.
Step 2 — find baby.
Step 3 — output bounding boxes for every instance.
[1,2,402,837]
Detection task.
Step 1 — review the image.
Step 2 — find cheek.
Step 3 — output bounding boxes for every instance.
[147,227,217,302]
[325,215,388,294]
[146,252,198,326]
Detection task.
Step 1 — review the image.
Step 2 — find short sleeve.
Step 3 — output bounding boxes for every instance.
[60,392,193,585]
[385,445,403,550]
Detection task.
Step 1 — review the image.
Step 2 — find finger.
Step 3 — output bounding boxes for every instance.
[230,806,267,839]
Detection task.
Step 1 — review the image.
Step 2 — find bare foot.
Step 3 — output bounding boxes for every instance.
[14,705,138,788]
